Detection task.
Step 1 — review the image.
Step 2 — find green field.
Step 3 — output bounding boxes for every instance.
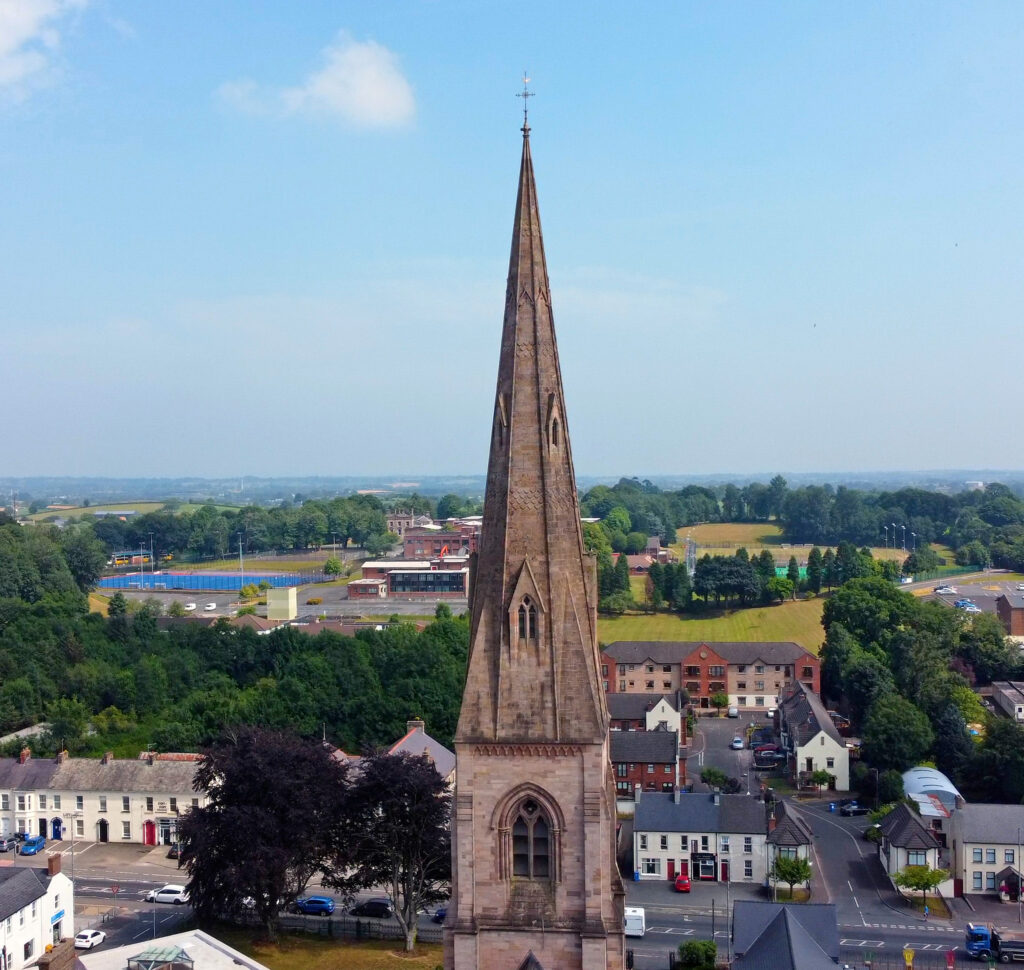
[671,522,906,563]
[598,596,826,651]
[28,501,239,522]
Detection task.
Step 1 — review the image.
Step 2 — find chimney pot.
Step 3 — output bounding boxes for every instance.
[47,853,61,876]
[407,718,426,733]
[18,747,30,765]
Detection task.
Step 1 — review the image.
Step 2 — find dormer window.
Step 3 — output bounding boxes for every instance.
[518,597,538,641]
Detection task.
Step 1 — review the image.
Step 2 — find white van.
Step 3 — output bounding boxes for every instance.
[624,906,646,938]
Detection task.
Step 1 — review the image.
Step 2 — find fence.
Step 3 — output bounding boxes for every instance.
[97,572,317,591]
[238,911,443,944]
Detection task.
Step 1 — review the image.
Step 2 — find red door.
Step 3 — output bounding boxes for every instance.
[143,820,156,846]
[667,859,676,880]
[721,860,729,882]
[680,860,689,877]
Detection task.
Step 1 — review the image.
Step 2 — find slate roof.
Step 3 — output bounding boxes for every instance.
[49,757,199,795]
[633,792,766,835]
[768,802,813,847]
[610,730,678,764]
[0,867,50,921]
[779,681,843,747]
[606,693,681,720]
[604,641,813,665]
[0,757,58,791]
[389,724,456,781]
[958,803,1024,844]
[732,902,839,970]
[878,803,938,850]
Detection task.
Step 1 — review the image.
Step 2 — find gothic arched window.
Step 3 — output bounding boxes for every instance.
[511,799,550,878]
[551,417,560,448]
[517,597,537,642]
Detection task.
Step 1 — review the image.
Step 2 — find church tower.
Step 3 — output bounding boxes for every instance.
[444,117,626,970]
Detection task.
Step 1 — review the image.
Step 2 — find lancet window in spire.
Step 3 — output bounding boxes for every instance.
[517,597,538,642]
[511,799,550,878]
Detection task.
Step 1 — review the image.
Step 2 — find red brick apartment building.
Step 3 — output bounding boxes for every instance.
[403,526,479,558]
[601,641,820,713]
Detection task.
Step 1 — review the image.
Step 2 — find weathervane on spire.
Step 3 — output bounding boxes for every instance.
[516,73,534,131]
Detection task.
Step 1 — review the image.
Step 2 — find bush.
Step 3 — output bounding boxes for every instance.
[306,597,323,606]
[678,939,716,970]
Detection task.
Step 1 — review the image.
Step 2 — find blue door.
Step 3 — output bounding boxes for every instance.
[51,818,62,840]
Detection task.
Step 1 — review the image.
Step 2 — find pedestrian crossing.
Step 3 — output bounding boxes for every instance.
[841,922,959,933]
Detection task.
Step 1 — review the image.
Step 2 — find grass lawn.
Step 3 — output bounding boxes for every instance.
[672,524,904,563]
[88,593,109,616]
[773,887,811,903]
[215,928,442,970]
[905,895,952,919]
[597,596,826,650]
[28,501,240,522]
[186,558,327,572]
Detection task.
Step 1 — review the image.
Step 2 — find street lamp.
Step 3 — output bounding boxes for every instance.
[237,532,244,589]
[883,525,889,548]
[900,525,907,551]
[911,532,917,552]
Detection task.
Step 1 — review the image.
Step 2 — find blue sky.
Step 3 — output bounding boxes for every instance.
[2,1,1023,478]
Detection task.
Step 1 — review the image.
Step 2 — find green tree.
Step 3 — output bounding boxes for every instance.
[764,576,794,604]
[45,697,90,751]
[772,855,812,897]
[59,526,108,592]
[710,692,729,716]
[323,556,343,577]
[678,939,716,970]
[822,548,837,590]
[787,555,801,591]
[877,769,904,804]
[107,592,128,617]
[956,540,991,568]
[806,546,823,594]
[894,865,947,911]
[862,695,934,772]
[613,551,631,594]
[434,602,452,620]
[700,766,728,789]
[809,769,833,795]
[364,532,399,557]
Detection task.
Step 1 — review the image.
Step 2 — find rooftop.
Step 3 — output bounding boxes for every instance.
[958,803,1024,844]
[78,930,271,970]
[610,730,679,764]
[634,792,767,834]
[604,641,813,665]
[732,901,840,970]
[606,693,682,720]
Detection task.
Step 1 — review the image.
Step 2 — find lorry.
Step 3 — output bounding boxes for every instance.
[624,907,646,938]
[965,923,1024,962]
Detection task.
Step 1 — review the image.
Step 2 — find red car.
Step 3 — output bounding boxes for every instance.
[674,874,691,893]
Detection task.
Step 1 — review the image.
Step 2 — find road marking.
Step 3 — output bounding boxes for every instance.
[841,939,885,947]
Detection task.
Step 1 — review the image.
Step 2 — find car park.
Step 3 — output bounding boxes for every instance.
[730,736,744,750]
[145,884,189,904]
[293,895,336,916]
[839,803,870,817]
[954,599,974,608]
[19,836,46,855]
[673,874,691,892]
[183,602,196,612]
[0,836,18,852]
[350,897,393,918]
[1017,584,1024,592]
[204,602,217,611]
[74,930,106,950]
[962,604,983,614]
[934,585,957,595]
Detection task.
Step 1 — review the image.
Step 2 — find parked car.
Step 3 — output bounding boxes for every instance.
[19,836,46,855]
[293,895,336,916]
[673,874,691,893]
[754,743,780,754]
[183,602,197,612]
[1016,583,1024,592]
[204,602,217,611]
[954,599,974,608]
[727,706,739,718]
[766,708,777,719]
[839,803,870,817]
[349,897,393,918]
[432,906,448,924]
[74,930,106,950]
[730,736,744,750]
[752,752,786,769]
[166,843,180,859]
[962,604,983,614]
[0,836,18,852]
[145,884,189,904]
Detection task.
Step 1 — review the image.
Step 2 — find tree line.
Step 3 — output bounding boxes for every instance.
[820,576,1024,804]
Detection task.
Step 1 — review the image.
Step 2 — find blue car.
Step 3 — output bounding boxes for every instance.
[292,896,335,916]
[19,836,46,855]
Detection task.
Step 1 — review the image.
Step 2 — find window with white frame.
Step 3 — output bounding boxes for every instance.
[908,849,927,866]
[76,795,83,810]
[826,757,835,768]
[701,836,709,850]
[122,821,131,839]
[744,860,753,878]
[639,834,648,850]
[642,858,661,875]
[680,836,688,851]
[0,794,7,810]
[122,796,130,812]
[973,848,983,863]
[986,849,996,864]
[170,797,177,812]
[75,819,83,837]
[1007,850,1016,865]
[778,847,798,860]
[987,872,997,890]
[16,795,26,811]
[720,836,730,853]
[744,836,753,853]
[99,796,107,812]
[660,835,668,850]
[974,872,983,890]
[146,797,154,811]
[39,795,46,809]
[53,795,60,809]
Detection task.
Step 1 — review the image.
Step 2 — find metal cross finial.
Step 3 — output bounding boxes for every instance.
[516,73,534,131]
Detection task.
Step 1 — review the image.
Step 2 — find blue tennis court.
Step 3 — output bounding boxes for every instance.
[98,572,305,591]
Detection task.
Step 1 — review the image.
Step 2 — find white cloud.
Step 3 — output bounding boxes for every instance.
[0,0,86,95]
[218,32,414,127]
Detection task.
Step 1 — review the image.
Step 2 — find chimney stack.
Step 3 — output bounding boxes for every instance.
[47,853,62,876]
[674,788,681,805]
[713,792,720,806]
[407,719,426,733]
[101,751,113,765]
[55,750,68,764]
[18,747,30,765]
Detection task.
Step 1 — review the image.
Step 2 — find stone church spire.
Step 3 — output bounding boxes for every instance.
[445,121,625,970]
[457,122,606,745]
